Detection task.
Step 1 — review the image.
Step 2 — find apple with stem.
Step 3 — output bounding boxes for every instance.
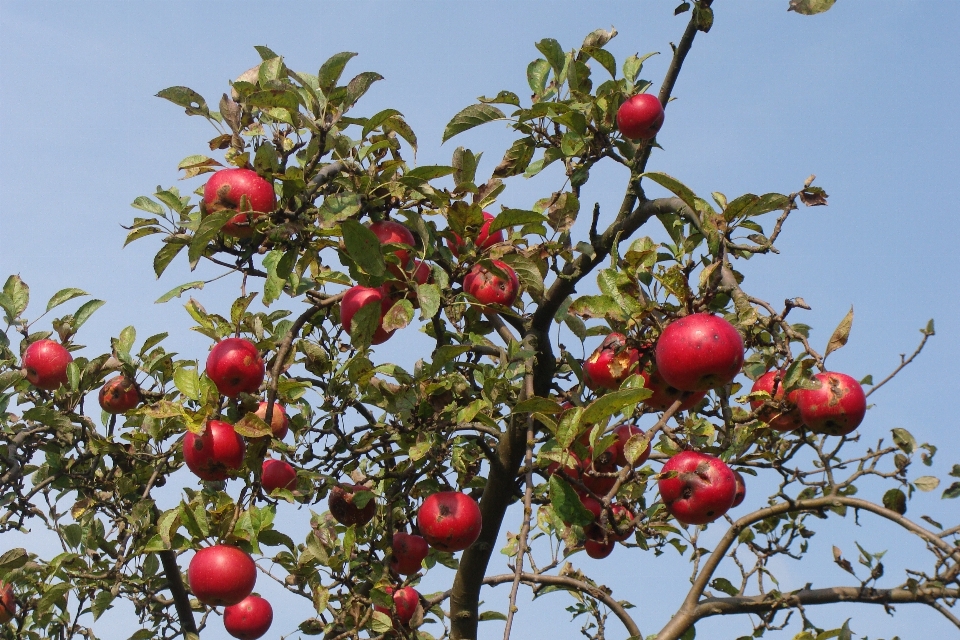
[448,211,504,257]
[417,491,482,552]
[463,260,519,307]
[254,401,289,440]
[206,337,265,398]
[585,537,615,559]
[796,371,866,436]
[616,93,665,140]
[655,314,744,392]
[183,420,246,481]
[390,532,429,575]
[339,285,395,345]
[750,370,804,432]
[658,450,738,525]
[328,484,376,526]
[188,544,257,607]
[261,459,297,494]
[22,339,72,390]
[98,376,140,414]
[223,594,273,640]
[203,168,276,238]
[583,333,639,391]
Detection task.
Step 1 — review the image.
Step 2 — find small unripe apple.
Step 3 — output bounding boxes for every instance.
[188,544,257,607]
[795,371,866,436]
[750,370,803,432]
[254,401,289,440]
[463,260,519,307]
[183,420,246,481]
[655,314,744,392]
[417,491,482,552]
[616,93,664,140]
[731,470,746,508]
[98,376,140,414]
[223,594,273,639]
[22,339,72,390]
[390,532,429,575]
[583,333,639,391]
[658,450,738,525]
[206,338,265,398]
[0,581,15,624]
[368,220,416,275]
[448,211,504,257]
[203,168,276,238]
[339,285,395,345]
[640,364,707,412]
[261,458,297,494]
[584,537,615,559]
[328,484,376,526]
[374,585,420,627]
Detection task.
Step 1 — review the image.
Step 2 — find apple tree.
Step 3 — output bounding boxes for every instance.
[1,2,958,639]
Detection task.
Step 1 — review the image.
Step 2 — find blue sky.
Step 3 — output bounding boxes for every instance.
[1,1,959,638]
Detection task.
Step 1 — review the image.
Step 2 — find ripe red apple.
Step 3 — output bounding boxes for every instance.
[658,450,738,525]
[463,260,519,307]
[570,494,604,538]
[223,594,273,639]
[616,93,664,140]
[203,168,276,237]
[582,447,618,496]
[612,424,650,467]
[22,339,72,390]
[261,459,297,494]
[640,364,707,412]
[390,532,429,575]
[0,581,15,624]
[254,402,289,440]
[750,370,804,432]
[183,420,246,481]
[655,314,744,392]
[339,285,395,345]
[369,220,416,275]
[374,586,420,627]
[188,544,257,607]
[545,450,581,482]
[731,470,746,508]
[795,371,866,436]
[609,503,635,541]
[448,211,504,257]
[584,537,615,559]
[328,484,376,526]
[206,338,265,398]
[583,333,639,391]
[417,491,482,552]
[98,376,140,414]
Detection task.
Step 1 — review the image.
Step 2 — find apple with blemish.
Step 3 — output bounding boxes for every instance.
[22,339,72,390]
[254,401,289,440]
[0,581,15,624]
[203,168,276,238]
[374,585,420,627]
[640,364,707,412]
[731,470,746,508]
[417,491,482,552]
[463,260,519,307]
[658,450,738,525]
[223,594,273,639]
[750,370,804,432]
[390,532,429,575]
[612,424,650,467]
[328,484,376,526]
[583,333,639,391]
[183,420,246,481]
[795,371,866,436]
[448,211,504,257]
[206,337,265,397]
[98,376,140,414]
[339,285,395,345]
[655,314,744,392]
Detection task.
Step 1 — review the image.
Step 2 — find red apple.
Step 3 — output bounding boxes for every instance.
[261,458,297,494]
[545,450,581,482]
[328,484,376,526]
[609,503,635,541]
[188,544,257,607]
[254,402,289,440]
[463,260,519,307]
[374,586,420,627]
[22,339,72,390]
[206,338,265,398]
[583,333,639,391]
[582,447,619,496]
[369,220,416,275]
[570,494,604,538]
[339,285,394,345]
[203,168,276,237]
[750,370,803,432]
[795,371,866,436]
[98,376,140,414]
[448,211,504,257]
[223,594,273,639]
[585,537,615,559]
[640,364,707,412]
[612,424,650,467]
[658,450,738,525]
[616,93,664,140]
[390,532,429,575]
[0,581,14,624]
[731,470,746,508]
[417,491,482,552]
[655,314,744,392]
[183,420,246,481]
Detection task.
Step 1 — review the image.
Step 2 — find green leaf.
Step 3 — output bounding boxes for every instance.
[416,283,441,320]
[234,413,272,438]
[582,46,617,78]
[824,306,854,360]
[156,86,210,117]
[513,397,563,415]
[640,172,698,212]
[479,611,508,621]
[65,361,80,391]
[2,275,29,317]
[549,475,594,526]
[582,388,652,425]
[45,288,87,312]
[174,365,200,401]
[382,298,414,333]
[342,71,383,111]
[231,292,259,327]
[493,137,535,178]
[406,165,456,181]
[623,52,658,85]
[73,299,106,331]
[914,476,940,492]
[478,90,521,107]
[318,52,357,92]
[788,0,837,15]
[942,482,960,500]
[709,577,739,596]
[0,548,27,571]
[370,611,394,634]
[341,219,386,277]
[155,281,205,304]
[535,38,566,76]
[348,298,382,349]
[131,196,164,215]
[154,242,185,278]
[555,407,583,448]
[442,104,506,143]
[892,428,916,455]
[362,108,403,139]
[188,210,233,268]
[488,209,546,234]
[91,590,115,621]
[527,58,552,95]
[882,488,907,514]
[499,253,544,300]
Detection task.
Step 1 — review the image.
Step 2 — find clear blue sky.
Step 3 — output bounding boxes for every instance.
[1,1,958,638]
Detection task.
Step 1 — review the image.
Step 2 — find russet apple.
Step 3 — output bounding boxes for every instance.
[328,484,376,526]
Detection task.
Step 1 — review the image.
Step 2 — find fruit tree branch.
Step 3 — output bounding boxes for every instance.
[158,549,198,637]
[865,323,933,398]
